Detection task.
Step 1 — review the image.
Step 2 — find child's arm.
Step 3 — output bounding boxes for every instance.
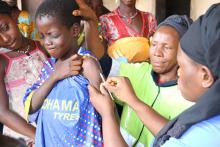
[30,55,82,113]
[82,57,102,89]
[29,70,59,114]
[0,57,35,139]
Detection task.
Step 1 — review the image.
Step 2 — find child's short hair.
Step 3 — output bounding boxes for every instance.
[0,1,13,15]
[35,0,81,28]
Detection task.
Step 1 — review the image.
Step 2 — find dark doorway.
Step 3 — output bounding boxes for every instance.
[156,0,191,23]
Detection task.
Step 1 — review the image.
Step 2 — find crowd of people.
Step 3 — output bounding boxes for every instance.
[0,0,220,147]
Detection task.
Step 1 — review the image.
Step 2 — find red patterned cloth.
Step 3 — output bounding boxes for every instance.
[100,8,157,45]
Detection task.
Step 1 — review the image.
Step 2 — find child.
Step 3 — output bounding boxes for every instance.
[0,0,49,141]
[2,0,39,40]
[0,0,37,54]
[24,0,103,146]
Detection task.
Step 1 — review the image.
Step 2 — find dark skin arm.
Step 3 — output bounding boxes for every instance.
[126,96,168,135]
[29,55,82,113]
[84,20,105,59]
[88,77,168,147]
[105,76,168,136]
[0,56,35,139]
[88,85,128,147]
[73,0,105,59]
[30,55,101,114]
[84,56,126,147]
[82,56,102,89]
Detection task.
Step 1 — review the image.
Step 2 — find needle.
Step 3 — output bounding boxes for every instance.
[99,73,114,100]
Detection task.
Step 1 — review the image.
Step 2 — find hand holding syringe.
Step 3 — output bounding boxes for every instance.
[99,73,115,100]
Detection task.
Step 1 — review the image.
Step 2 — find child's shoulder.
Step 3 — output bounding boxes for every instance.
[82,55,102,88]
[82,55,99,70]
[78,47,101,78]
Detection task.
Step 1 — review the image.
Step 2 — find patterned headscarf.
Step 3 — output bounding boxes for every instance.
[158,15,193,37]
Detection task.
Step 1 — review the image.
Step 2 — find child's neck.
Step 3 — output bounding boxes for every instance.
[59,44,80,61]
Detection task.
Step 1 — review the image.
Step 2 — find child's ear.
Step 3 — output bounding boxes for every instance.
[70,23,81,37]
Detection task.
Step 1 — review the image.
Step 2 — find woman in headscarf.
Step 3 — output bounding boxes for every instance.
[88,14,194,147]
[88,3,220,147]
[153,3,220,147]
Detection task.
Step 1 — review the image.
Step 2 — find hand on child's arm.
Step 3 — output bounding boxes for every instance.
[30,55,83,113]
[52,54,83,81]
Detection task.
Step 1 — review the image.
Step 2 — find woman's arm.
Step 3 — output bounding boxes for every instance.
[73,0,105,59]
[105,76,168,136]
[102,112,128,147]
[0,58,35,139]
[126,95,168,135]
[88,85,128,147]
[83,20,105,59]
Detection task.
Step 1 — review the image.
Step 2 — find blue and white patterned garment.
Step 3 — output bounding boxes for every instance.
[24,48,103,147]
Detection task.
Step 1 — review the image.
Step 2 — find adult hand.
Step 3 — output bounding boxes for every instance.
[88,84,115,118]
[104,76,138,105]
[73,0,98,22]
[52,54,82,81]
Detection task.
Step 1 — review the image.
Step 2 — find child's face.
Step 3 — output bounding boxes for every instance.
[0,14,23,50]
[36,16,78,59]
